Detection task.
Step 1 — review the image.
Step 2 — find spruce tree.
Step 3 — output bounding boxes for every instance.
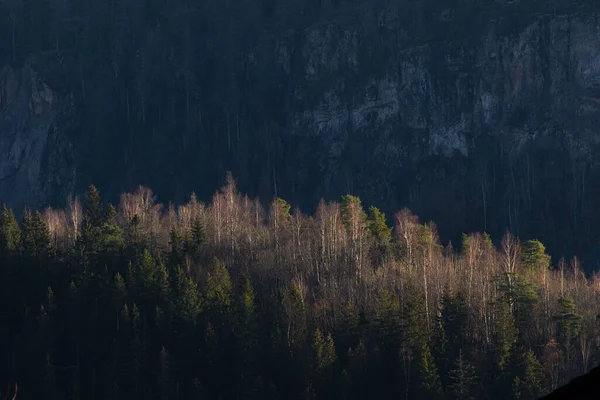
[0,204,21,255]
[205,257,232,315]
[447,350,477,400]
[417,343,443,399]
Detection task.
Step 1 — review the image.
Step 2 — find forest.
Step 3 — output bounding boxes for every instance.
[0,174,598,399]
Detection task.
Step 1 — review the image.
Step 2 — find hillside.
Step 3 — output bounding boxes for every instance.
[0,180,598,399]
[3,0,600,265]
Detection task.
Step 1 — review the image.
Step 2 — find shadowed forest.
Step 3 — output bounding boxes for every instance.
[0,174,598,399]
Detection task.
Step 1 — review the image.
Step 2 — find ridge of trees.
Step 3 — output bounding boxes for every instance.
[0,174,599,399]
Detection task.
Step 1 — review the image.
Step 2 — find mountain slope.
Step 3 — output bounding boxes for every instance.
[1,0,599,261]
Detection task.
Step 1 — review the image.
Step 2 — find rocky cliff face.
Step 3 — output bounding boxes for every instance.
[277,12,600,256]
[0,63,75,211]
[1,3,600,259]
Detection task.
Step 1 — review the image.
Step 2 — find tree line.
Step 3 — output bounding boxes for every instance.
[0,174,599,399]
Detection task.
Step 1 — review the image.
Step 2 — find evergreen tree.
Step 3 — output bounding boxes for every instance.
[188,216,205,258]
[0,204,21,255]
[417,343,443,398]
[492,294,517,374]
[313,329,337,375]
[205,257,232,315]
[522,239,550,274]
[172,266,202,326]
[520,350,544,399]
[366,206,392,265]
[21,209,51,259]
[447,350,477,400]
[554,296,582,374]
[84,185,104,229]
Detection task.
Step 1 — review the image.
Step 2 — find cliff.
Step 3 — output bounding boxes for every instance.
[1,0,599,260]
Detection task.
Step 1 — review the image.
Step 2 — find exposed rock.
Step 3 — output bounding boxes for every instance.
[0,63,74,211]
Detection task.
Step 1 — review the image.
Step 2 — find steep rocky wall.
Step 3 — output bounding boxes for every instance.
[267,12,600,257]
[0,63,75,212]
[2,4,600,261]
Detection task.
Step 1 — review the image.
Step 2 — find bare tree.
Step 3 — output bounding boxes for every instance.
[66,195,82,246]
[500,231,520,312]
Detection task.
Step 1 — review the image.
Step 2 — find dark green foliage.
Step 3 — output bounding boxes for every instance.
[522,240,550,274]
[205,257,232,315]
[0,184,595,400]
[21,209,51,259]
[492,296,517,374]
[84,185,104,229]
[417,343,443,398]
[171,266,201,326]
[366,206,392,265]
[189,217,205,257]
[516,350,544,400]
[447,350,477,400]
[0,204,21,255]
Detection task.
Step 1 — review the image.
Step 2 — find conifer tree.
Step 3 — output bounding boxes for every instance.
[188,216,205,258]
[366,206,392,265]
[554,296,582,374]
[172,266,201,327]
[417,343,443,398]
[447,350,477,400]
[84,185,104,229]
[0,203,21,255]
[520,350,544,399]
[205,257,233,315]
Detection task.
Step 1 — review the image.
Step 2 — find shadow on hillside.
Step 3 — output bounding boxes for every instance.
[539,366,600,399]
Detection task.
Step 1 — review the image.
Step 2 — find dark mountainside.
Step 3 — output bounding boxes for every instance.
[2,0,600,263]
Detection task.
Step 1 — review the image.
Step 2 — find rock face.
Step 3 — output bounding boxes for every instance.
[2,3,600,260]
[280,13,600,256]
[0,63,75,212]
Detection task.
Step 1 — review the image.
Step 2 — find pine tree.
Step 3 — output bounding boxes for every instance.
[84,184,104,229]
[366,206,392,265]
[313,329,337,374]
[522,240,550,274]
[168,227,185,268]
[554,296,582,375]
[436,291,468,380]
[0,204,21,255]
[236,277,258,353]
[417,343,443,398]
[188,216,205,258]
[447,350,477,400]
[99,204,124,255]
[205,257,232,315]
[21,209,51,259]
[172,266,202,326]
[492,295,517,373]
[520,350,543,399]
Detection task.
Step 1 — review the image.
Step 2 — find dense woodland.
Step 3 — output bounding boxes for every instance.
[0,174,598,399]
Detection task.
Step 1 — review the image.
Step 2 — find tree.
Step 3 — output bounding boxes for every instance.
[205,257,232,315]
[84,185,104,229]
[366,206,392,266]
[172,266,201,326]
[0,204,21,255]
[417,343,443,398]
[554,296,582,374]
[447,350,477,400]
[522,239,550,274]
[341,195,368,282]
[21,209,51,259]
[519,350,544,399]
[188,216,205,258]
[492,295,517,374]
